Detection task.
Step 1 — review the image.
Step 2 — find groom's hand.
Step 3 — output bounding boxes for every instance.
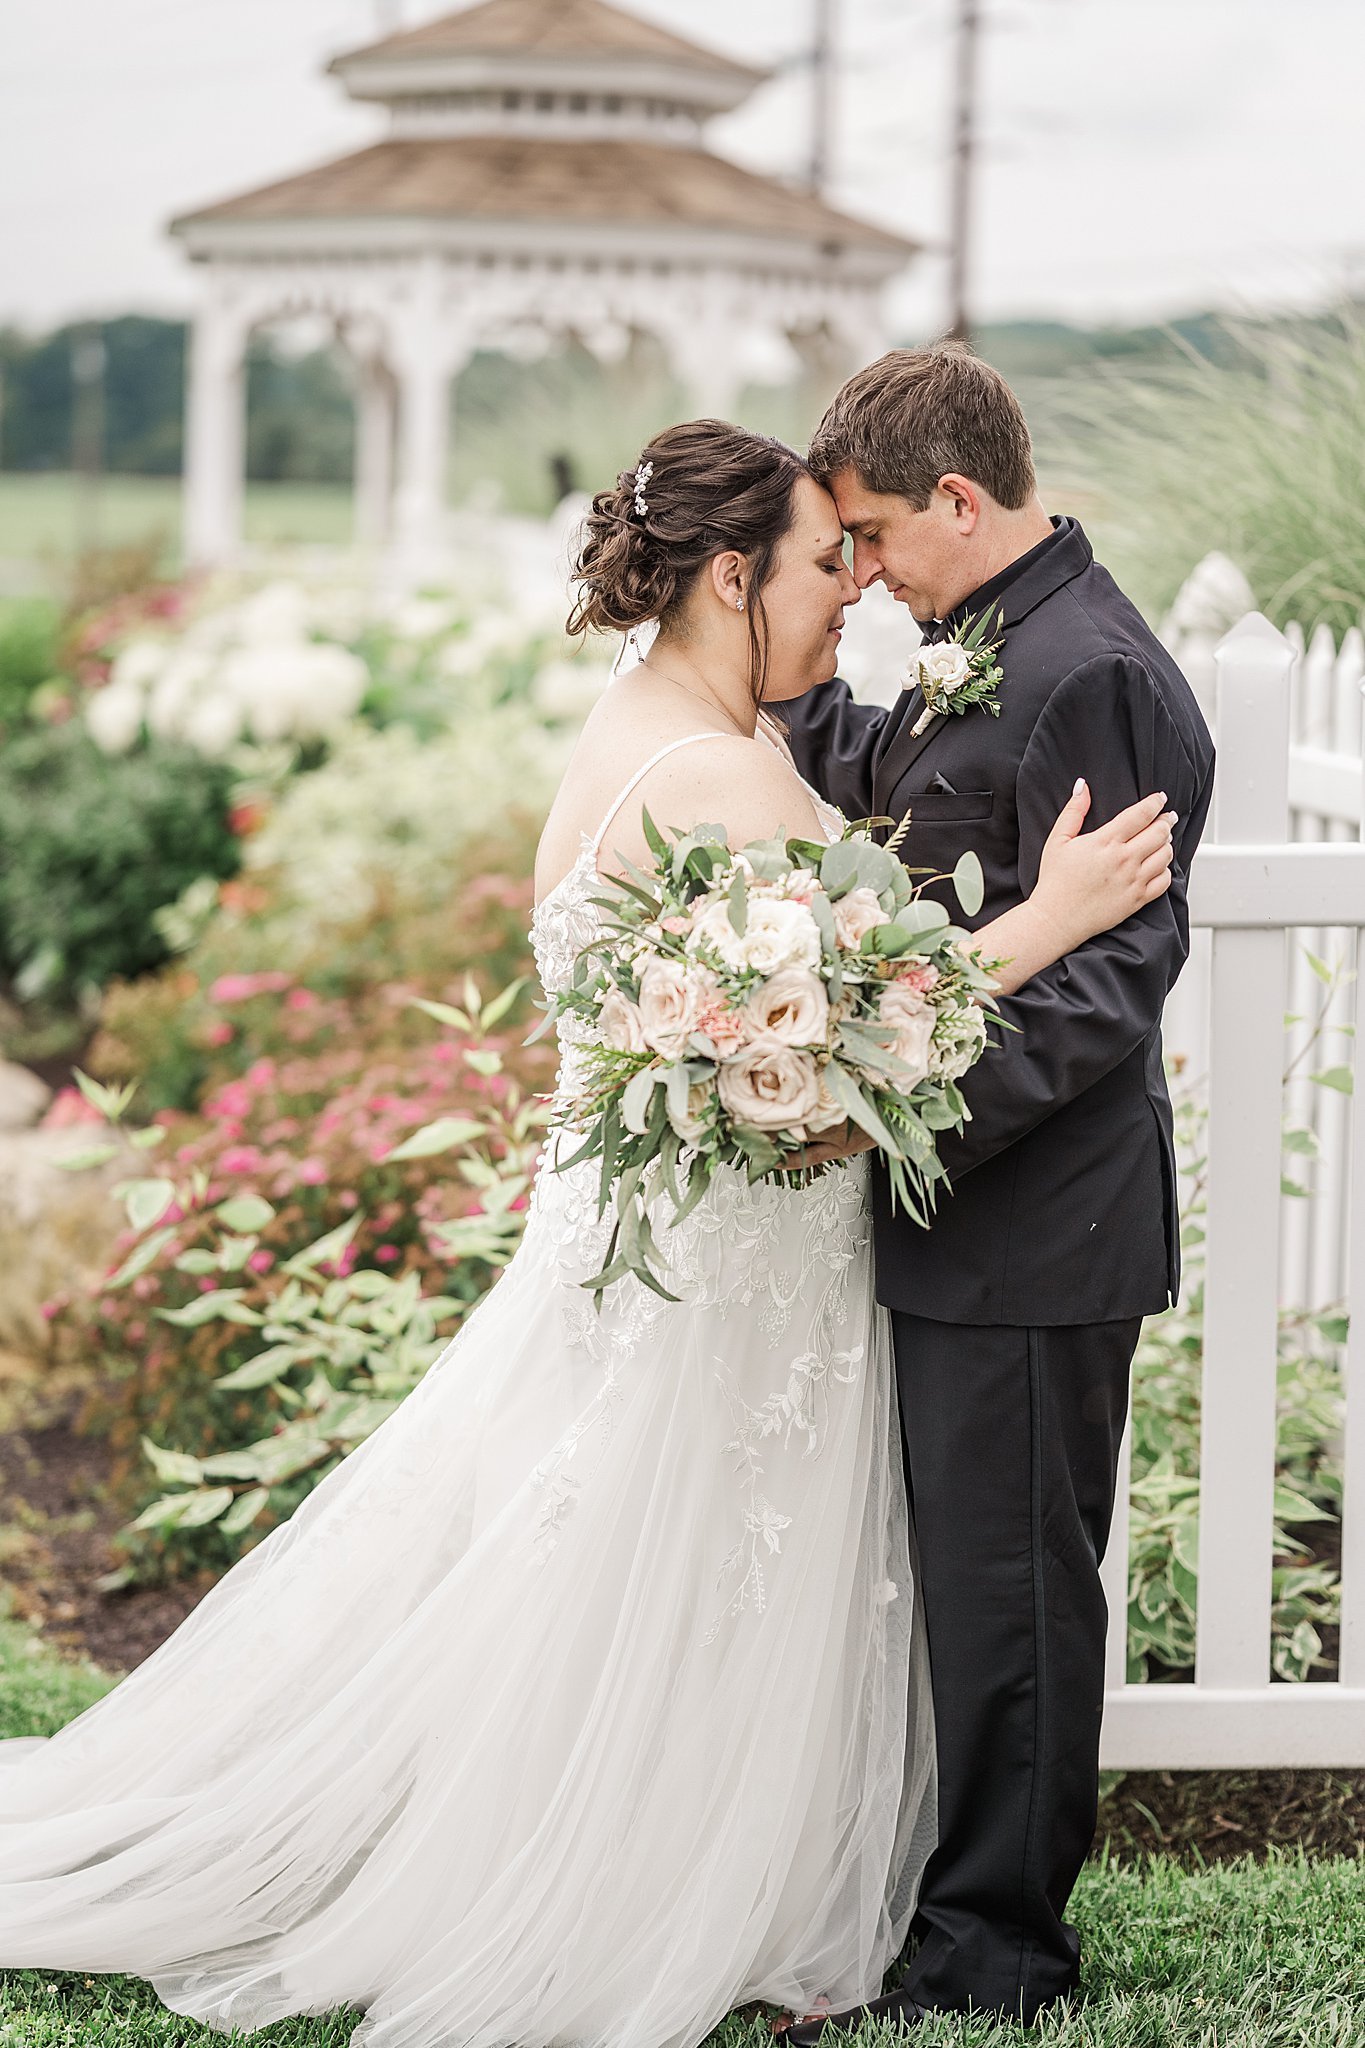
[780,1120,877,1171]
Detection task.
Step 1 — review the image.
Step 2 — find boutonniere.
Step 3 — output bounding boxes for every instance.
[904,603,1006,737]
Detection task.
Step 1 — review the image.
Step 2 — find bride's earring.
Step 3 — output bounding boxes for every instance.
[735,597,745,612]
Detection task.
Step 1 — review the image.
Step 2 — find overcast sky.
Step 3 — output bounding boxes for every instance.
[3,0,1362,336]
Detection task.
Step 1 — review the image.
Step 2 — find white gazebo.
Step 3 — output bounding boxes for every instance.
[169,0,918,569]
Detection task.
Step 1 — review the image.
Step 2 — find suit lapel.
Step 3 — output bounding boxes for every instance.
[873,516,1096,815]
[873,698,951,818]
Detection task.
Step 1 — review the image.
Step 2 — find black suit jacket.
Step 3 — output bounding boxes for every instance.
[782,516,1216,1326]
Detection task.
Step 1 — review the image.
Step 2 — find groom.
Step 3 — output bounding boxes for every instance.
[782,344,1215,2031]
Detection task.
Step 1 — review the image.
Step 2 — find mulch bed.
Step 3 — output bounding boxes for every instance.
[0,1396,213,1674]
[2,1388,1361,1865]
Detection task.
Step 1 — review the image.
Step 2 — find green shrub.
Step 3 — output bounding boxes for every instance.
[0,597,61,733]
[1125,1083,1345,1682]
[59,985,550,1586]
[0,725,241,999]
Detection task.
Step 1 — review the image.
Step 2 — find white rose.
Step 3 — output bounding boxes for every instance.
[876,982,936,1089]
[598,986,647,1054]
[667,1076,715,1142]
[636,958,705,1058]
[803,1066,849,1136]
[929,1001,988,1081]
[915,642,972,696]
[694,895,822,976]
[746,966,829,1047]
[716,1034,822,1132]
[832,885,889,951]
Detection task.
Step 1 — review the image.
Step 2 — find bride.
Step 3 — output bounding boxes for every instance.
[0,421,1174,2048]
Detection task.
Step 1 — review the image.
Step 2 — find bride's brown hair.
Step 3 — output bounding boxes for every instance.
[567,419,812,705]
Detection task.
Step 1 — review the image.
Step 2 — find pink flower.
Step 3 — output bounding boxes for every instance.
[208,971,292,1004]
[219,1144,263,1174]
[338,1190,359,1210]
[285,987,318,1011]
[246,1059,276,1087]
[375,1244,399,1263]
[39,1298,63,1322]
[297,1159,327,1185]
[894,959,940,995]
[204,1020,234,1047]
[248,1249,274,1273]
[207,1081,251,1120]
[39,1087,104,1130]
[199,1276,217,1292]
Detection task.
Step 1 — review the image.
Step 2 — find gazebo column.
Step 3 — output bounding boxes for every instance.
[660,290,746,419]
[182,297,247,566]
[390,256,472,573]
[354,355,397,549]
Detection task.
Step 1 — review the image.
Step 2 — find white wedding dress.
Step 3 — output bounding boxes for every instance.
[0,729,936,2048]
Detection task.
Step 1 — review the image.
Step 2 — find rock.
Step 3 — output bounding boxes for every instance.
[0,1060,52,1132]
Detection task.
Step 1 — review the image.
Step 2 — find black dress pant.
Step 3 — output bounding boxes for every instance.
[889,1311,1140,2024]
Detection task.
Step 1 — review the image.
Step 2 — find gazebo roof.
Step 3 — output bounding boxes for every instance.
[329,0,766,85]
[170,136,916,261]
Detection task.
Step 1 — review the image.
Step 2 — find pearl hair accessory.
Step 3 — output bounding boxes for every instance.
[632,460,654,519]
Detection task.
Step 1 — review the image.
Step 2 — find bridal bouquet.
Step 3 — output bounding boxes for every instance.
[542,807,1003,1304]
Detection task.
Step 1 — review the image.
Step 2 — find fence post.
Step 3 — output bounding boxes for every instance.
[1196,615,1294,1691]
[1338,682,1365,1688]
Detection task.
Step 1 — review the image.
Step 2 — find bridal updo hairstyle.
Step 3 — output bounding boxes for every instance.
[567,420,811,704]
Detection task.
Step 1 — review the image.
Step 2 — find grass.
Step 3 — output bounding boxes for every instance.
[0,474,356,584]
[0,1610,117,1741]
[1,1855,1362,2045]
[2,1615,1362,2046]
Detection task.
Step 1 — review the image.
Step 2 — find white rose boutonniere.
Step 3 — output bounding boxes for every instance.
[905,603,1006,737]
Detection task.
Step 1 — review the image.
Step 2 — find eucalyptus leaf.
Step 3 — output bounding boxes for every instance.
[952,849,985,918]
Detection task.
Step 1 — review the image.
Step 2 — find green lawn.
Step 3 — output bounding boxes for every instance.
[2,1617,1362,2046]
[0,473,356,580]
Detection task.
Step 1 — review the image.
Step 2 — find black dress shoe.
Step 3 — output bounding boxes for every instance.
[781,1988,928,2045]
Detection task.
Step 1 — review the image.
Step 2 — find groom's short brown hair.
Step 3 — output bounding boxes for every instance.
[809,340,1036,511]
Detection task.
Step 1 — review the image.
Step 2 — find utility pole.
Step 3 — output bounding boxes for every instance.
[807,0,835,196]
[71,321,106,559]
[947,0,980,345]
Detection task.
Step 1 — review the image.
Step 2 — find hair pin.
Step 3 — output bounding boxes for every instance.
[632,460,653,519]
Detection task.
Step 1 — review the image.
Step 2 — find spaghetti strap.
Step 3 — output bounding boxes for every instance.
[589,731,733,856]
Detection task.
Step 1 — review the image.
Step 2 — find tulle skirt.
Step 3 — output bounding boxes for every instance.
[0,1143,935,2048]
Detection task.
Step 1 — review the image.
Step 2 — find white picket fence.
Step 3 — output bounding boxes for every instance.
[1099,608,1365,1767]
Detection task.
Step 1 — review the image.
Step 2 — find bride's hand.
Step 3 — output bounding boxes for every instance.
[1030,780,1177,952]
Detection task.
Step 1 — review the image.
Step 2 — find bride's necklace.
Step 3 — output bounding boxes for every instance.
[638,657,780,749]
